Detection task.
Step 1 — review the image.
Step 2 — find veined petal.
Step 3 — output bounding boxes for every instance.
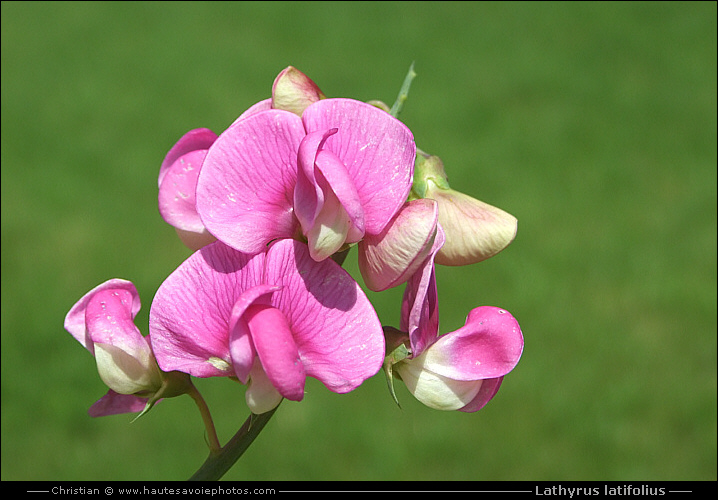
[196,110,304,254]
[427,183,518,266]
[149,242,265,377]
[233,98,273,124]
[314,148,364,242]
[158,149,209,233]
[228,284,279,383]
[301,98,415,235]
[295,129,365,260]
[459,376,504,413]
[245,304,305,401]
[84,289,149,365]
[395,357,483,411]
[158,128,217,188]
[422,307,524,381]
[295,129,329,228]
[304,187,352,261]
[87,390,150,417]
[65,279,141,353]
[358,199,438,292]
[265,239,384,393]
[400,225,445,357]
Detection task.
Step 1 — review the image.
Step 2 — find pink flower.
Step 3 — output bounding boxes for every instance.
[386,226,524,412]
[394,307,524,412]
[148,239,385,414]
[194,98,416,266]
[64,279,189,417]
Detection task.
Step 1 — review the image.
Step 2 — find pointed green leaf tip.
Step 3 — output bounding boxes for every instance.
[130,370,192,422]
[390,62,417,118]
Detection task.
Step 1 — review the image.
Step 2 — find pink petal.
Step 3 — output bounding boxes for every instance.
[314,148,364,242]
[172,227,217,252]
[233,98,273,123]
[294,129,333,232]
[158,149,208,233]
[358,199,438,292]
[159,128,217,187]
[228,284,280,383]
[265,239,384,393]
[458,377,503,413]
[295,129,365,259]
[301,98,415,235]
[244,304,305,401]
[65,279,141,353]
[400,225,445,357]
[87,390,150,417]
[84,288,147,350]
[303,187,353,261]
[195,110,304,254]
[149,242,265,377]
[423,307,524,381]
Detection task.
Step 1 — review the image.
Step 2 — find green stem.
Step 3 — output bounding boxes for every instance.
[390,62,417,119]
[187,383,221,454]
[188,403,280,481]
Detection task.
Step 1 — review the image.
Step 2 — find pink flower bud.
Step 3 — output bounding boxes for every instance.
[64,279,190,417]
[271,66,326,116]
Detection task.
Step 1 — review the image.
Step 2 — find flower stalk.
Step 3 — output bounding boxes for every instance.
[186,383,221,455]
[188,404,280,481]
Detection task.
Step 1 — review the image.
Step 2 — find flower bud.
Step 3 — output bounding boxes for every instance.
[65,279,191,417]
[271,66,326,116]
[413,153,517,266]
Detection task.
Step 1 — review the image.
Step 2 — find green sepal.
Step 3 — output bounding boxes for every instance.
[382,334,412,408]
[130,370,192,422]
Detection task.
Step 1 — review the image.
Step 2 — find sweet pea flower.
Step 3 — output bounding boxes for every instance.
[195,97,417,269]
[391,307,524,412]
[64,279,190,417]
[384,225,524,412]
[412,151,518,266]
[158,67,324,252]
[158,128,219,251]
[148,238,385,414]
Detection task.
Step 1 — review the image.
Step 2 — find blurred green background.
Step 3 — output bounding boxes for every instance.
[2,1,715,482]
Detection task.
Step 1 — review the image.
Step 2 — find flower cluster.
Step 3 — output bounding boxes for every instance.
[65,66,523,465]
